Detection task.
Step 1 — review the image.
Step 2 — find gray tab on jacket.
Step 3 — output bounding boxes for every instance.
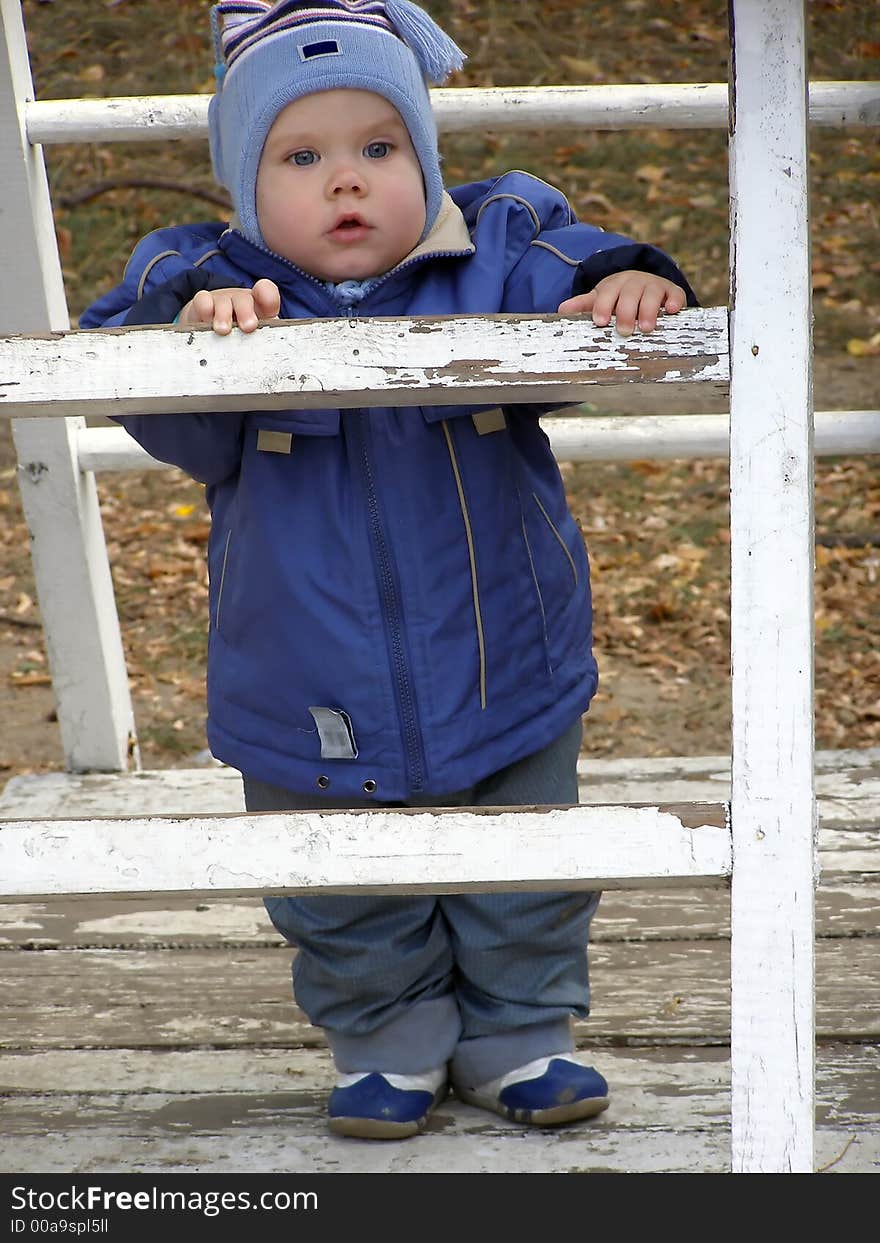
[472,408,507,435]
[308,707,358,760]
[257,429,293,454]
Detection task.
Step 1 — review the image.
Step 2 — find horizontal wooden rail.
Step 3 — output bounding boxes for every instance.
[24,83,880,145]
[547,409,878,461]
[0,309,728,419]
[75,409,880,470]
[0,802,731,901]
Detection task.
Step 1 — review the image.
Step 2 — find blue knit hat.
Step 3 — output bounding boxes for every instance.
[208,1,465,249]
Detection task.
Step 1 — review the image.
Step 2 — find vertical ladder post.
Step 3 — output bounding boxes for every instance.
[0,0,137,771]
[728,0,816,1171]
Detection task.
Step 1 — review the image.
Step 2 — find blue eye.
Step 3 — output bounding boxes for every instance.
[364,141,391,159]
[291,150,318,167]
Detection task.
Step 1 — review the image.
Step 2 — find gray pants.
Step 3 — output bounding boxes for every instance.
[244,719,600,1088]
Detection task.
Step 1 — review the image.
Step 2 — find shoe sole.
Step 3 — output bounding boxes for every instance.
[455,1085,610,1127]
[328,1085,447,1140]
[328,1115,428,1139]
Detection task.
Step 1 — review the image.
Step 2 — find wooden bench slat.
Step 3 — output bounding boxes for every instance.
[3,878,878,948]
[0,939,875,1050]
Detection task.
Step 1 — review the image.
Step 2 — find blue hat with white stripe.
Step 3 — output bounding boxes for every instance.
[208,1,465,249]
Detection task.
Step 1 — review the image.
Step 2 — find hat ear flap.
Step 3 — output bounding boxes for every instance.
[384,0,465,83]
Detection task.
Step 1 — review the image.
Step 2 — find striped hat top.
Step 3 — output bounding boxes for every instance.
[215,3,401,73]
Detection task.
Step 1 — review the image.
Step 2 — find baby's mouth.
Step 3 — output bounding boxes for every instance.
[329,214,370,237]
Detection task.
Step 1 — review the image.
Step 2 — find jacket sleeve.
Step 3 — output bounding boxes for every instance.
[80,238,247,486]
[502,224,699,315]
[496,208,699,421]
[571,241,699,306]
[119,268,239,326]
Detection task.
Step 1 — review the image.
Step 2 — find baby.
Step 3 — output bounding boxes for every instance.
[82,0,695,1140]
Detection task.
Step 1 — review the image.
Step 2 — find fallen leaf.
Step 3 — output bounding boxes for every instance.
[636,164,668,184]
[660,215,684,234]
[559,55,601,79]
[55,225,73,259]
[846,334,880,357]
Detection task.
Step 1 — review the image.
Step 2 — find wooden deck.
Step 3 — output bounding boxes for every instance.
[1,749,877,1174]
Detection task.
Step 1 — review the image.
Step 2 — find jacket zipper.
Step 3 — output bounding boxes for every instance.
[344,301,427,791]
[351,405,426,793]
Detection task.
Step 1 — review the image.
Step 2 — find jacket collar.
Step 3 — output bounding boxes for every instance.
[401,192,474,264]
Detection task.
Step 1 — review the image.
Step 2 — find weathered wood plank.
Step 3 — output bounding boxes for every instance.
[0,940,875,1050]
[0,1047,876,1174]
[818,828,880,879]
[0,803,731,901]
[5,752,875,822]
[1,879,877,948]
[24,82,880,146]
[6,751,875,827]
[579,747,880,814]
[0,310,729,421]
[0,767,247,819]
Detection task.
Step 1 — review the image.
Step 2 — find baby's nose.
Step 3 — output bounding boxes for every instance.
[329,167,365,195]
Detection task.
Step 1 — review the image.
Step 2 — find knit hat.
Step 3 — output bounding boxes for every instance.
[208,1,465,249]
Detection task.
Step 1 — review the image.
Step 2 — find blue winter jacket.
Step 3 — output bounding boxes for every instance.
[81,171,695,800]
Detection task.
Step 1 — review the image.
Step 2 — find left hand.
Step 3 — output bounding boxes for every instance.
[557,270,687,335]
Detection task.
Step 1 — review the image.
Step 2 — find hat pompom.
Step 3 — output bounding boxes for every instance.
[385,0,465,83]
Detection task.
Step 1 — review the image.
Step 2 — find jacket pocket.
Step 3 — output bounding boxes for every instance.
[215,528,233,635]
[531,492,579,589]
[441,420,487,709]
[520,491,582,659]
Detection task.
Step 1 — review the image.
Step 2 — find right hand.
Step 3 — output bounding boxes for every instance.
[178,278,282,335]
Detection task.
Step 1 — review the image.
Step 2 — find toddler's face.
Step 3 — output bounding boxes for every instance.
[255,89,427,282]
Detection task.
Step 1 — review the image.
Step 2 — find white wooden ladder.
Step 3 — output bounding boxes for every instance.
[2,0,877,1172]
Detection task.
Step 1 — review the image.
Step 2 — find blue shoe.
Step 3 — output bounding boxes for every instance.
[455,1055,609,1127]
[328,1067,448,1139]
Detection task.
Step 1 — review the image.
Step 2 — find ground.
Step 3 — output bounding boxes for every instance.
[0,0,878,780]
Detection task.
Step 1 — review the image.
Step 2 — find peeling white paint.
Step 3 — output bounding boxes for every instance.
[0,311,729,420]
[74,903,275,939]
[0,903,46,929]
[0,804,732,900]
